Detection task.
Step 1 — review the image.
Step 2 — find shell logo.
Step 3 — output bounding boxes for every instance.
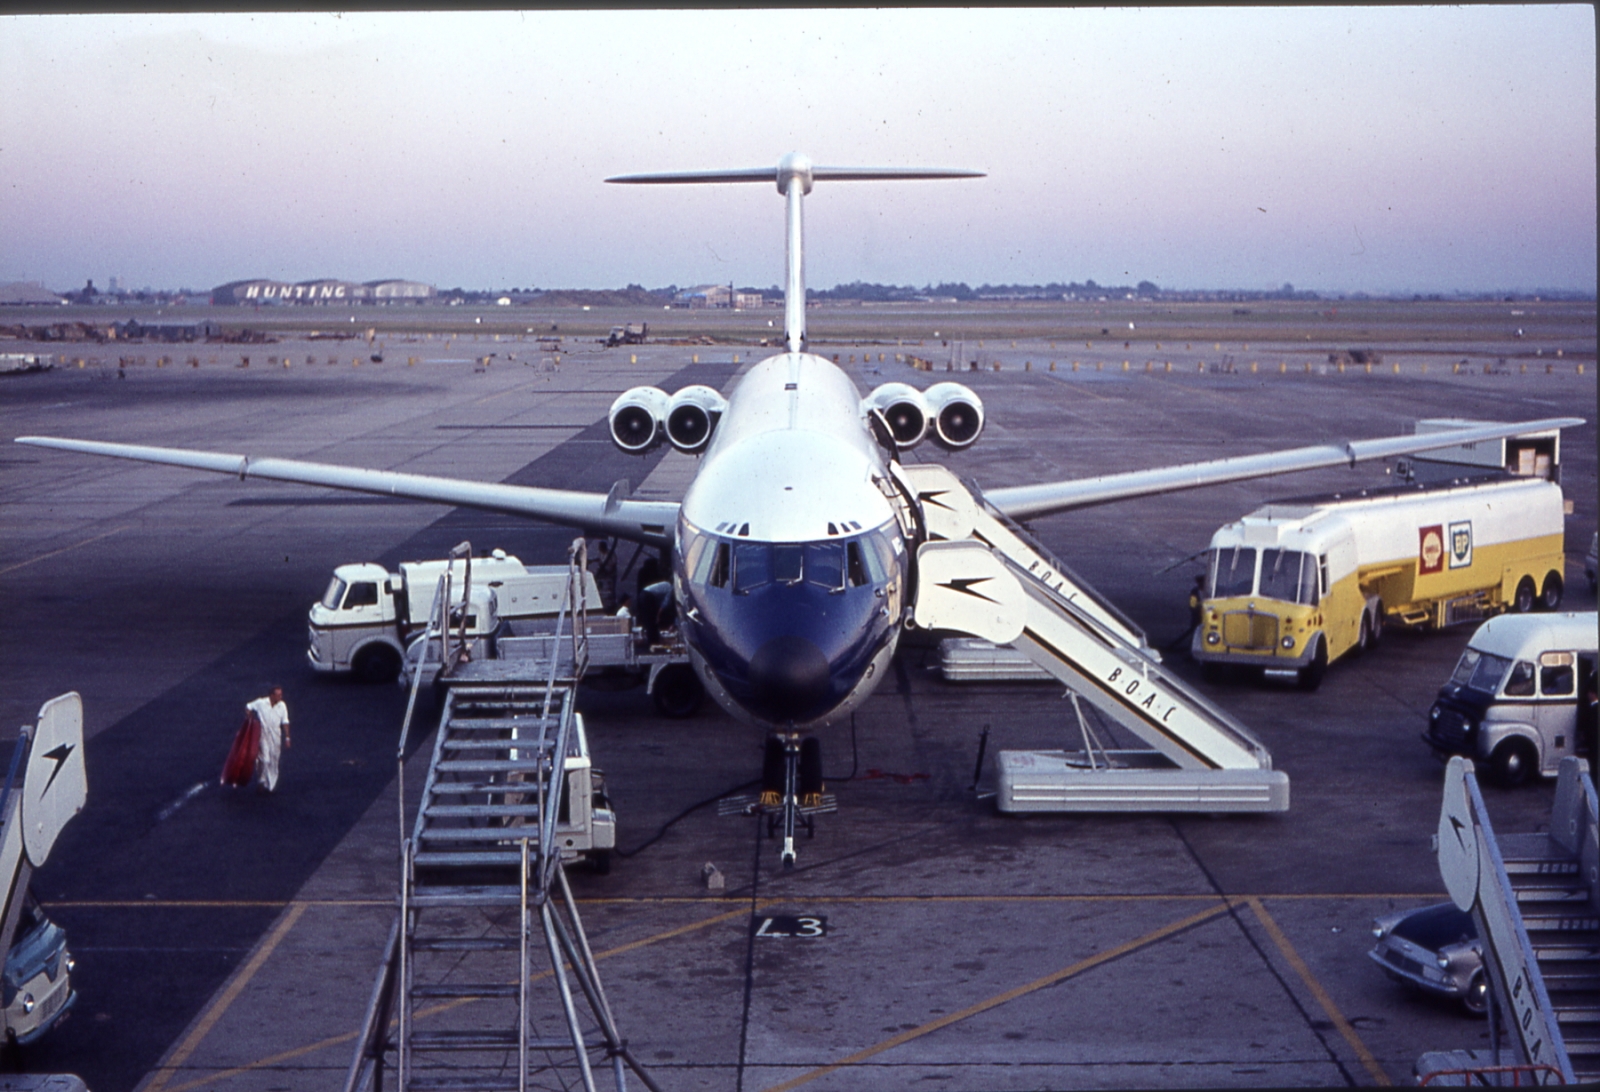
[1419,524,1445,575]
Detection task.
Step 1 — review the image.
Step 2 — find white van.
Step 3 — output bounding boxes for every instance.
[1423,611,1598,785]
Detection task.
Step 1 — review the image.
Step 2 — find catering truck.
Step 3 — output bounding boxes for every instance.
[1193,474,1568,690]
[307,549,600,683]
[1423,611,1597,786]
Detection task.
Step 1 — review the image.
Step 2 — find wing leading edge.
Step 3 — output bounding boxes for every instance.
[13,436,679,545]
[983,417,1585,520]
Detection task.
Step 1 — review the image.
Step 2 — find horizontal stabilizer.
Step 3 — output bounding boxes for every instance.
[606,166,984,185]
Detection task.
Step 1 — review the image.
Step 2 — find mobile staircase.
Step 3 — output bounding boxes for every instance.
[898,463,1289,812]
[1419,755,1600,1086]
[346,540,659,1092]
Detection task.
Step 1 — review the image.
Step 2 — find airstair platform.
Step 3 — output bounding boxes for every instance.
[1420,755,1600,1086]
[899,463,1288,813]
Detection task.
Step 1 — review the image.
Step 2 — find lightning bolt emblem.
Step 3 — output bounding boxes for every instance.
[940,576,999,604]
[41,742,74,797]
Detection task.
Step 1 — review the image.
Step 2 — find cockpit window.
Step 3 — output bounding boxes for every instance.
[734,543,773,593]
[846,541,869,587]
[805,542,845,591]
[773,544,803,584]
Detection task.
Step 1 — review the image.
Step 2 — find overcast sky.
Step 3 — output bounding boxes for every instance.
[1,7,1594,295]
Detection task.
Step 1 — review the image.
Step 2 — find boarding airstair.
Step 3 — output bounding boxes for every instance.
[346,541,659,1092]
[897,463,1289,812]
[1419,755,1600,1086]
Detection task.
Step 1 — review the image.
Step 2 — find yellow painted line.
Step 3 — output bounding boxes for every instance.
[758,902,1231,1092]
[0,524,133,576]
[154,901,755,1091]
[142,900,308,1092]
[1243,896,1390,1087]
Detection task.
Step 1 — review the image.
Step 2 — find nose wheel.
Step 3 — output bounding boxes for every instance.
[721,733,836,868]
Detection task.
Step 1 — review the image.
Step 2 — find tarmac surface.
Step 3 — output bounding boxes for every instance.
[0,301,1595,1090]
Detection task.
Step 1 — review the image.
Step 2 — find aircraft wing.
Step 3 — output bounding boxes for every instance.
[14,436,679,545]
[982,417,1585,520]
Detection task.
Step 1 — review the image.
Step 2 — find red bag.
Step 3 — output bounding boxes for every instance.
[221,713,262,787]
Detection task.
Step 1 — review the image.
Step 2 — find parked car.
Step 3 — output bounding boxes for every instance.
[1369,902,1485,1015]
[2,892,76,1046]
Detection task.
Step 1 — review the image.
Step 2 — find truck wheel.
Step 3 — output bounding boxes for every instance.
[1490,738,1537,787]
[1368,603,1383,648]
[352,645,402,684]
[1354,614,1371,657]
[1297,636,1327,691]
[1539,572,1563,611]
[1513,577,1537,613]
[651,663,703,718]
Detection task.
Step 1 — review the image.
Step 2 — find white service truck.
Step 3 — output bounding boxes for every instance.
[307,549,599,683]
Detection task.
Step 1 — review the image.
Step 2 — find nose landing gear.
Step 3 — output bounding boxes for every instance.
[721,732,837,868]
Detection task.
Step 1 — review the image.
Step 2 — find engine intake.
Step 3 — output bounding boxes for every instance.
[665,385,728,453]
[924,382,984,450]
[863,383,931,449]
[609,387,670,453]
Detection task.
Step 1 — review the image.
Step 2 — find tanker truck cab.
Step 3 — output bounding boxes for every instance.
[1424,611,1598,786]
[1195,512,1366,690]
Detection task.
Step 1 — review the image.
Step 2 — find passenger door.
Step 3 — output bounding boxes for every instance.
[1535,651,1579,773]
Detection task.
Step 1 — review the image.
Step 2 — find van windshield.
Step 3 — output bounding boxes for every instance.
[321,576,347,610]
[1452,648,1512,693]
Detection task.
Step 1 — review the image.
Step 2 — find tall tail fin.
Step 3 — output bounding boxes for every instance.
[607,152,983,354]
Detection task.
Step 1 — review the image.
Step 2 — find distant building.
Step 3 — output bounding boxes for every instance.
[673,285,767,309]
[211,278,436,305]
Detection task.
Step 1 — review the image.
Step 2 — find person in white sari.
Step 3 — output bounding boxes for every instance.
[246,686,291,793]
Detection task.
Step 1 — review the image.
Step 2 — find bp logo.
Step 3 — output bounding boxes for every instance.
[1419,525,1444,574]
[1448,520,1473,569]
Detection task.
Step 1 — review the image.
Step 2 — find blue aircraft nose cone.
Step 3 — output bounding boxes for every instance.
[746,634,832,722]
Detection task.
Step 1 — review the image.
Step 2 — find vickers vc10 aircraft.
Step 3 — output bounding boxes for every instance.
[17,153,1582,857]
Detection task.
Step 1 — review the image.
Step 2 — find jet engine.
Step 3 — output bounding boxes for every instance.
[923,382,985,450]
[862,383,931,449]
[665,385,728,454]
[608,386,670,453]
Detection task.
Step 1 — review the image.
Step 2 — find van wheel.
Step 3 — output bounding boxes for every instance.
[1513,577,1537,613]
[651,663,704,718]
[1297,636,1327,691]
[1490,738,1538,787]
[353,645,402,684]
[1539,572,1563,611]
[1462,969,1488,1015]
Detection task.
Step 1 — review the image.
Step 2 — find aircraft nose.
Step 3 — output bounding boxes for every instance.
[746,635,832,722]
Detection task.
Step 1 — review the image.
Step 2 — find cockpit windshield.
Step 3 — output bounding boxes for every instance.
[681,519,895,597]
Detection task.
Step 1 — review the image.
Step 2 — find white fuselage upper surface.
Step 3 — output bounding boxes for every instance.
[673,351,910,730]
[681,351,895,540]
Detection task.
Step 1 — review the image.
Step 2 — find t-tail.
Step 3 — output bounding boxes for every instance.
[606,152,984,354]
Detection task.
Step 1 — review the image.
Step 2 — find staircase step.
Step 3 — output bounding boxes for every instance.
[429,782,540,796]
[405,1077,522,1092]
[441,738,552,752]
[408,1029,520,1051]
[423,804,545,820]
[1512,883,1594,903]
[436,759,553,775]
[1540,970,1600,991]
[409,936,520,952]
[411,983,519,999]
[408,884,524,908]
[1530,941,1600,962]
[414,850,540,868]
[1554,1005,1600,1024]
[418,828,539,844]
